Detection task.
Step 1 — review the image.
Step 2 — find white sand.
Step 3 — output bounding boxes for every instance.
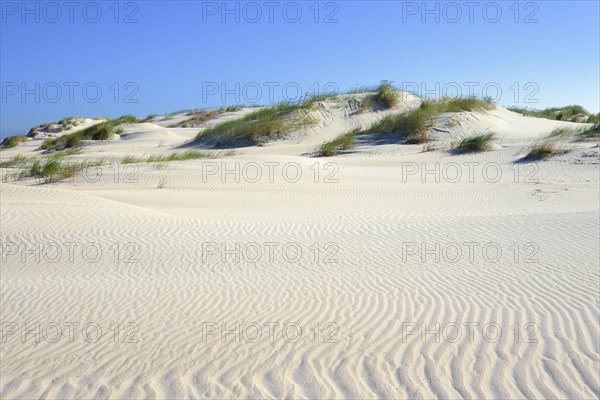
[1,94,599,399]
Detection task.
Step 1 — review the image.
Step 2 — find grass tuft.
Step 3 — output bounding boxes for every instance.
[374,81,399,109]
[453,133,495,152]
[299,93,339,109]
[546,124,599,141]
[41,115,139,151]
[44,149,81,159]
[368,107,433,143]
[509,105,593,122]
[0,155,31,168]
[316,128,358,157]
[3,159,104,183]
[196,102,315,147]
[1,136,28,149]
[526,140,558,159]
[157,176,168,189]
[121,150,235,165]
[169,109,219,128]
[422,97,495,113]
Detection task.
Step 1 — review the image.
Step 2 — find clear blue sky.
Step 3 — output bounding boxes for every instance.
[1,0,599,138]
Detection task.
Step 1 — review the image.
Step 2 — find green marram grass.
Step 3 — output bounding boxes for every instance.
[453,133,495,152]
[526,140,558,160]
[121,150,236,164]
[1,136,28,149]
[195,101,318,147]
[368,107,434,143]
[316,128,359,157]
[374,81,399,109]
[509,105,596,122]
[547,124,599,141]
[42,115,139,151]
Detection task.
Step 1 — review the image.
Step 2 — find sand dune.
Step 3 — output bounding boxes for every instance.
[1,93,598,399]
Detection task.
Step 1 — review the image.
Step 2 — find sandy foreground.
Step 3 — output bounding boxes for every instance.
[1,95,599,399]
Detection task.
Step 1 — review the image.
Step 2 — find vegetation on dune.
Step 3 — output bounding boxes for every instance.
[348,81,399,112]
[1,156,104,184]
[0,155,31,168]
[1,148,233,185]
[120,150,236,164]
[169,109,219,128]
[298,93,339,109]
[576,122,600,139]
[195,100,321,147]
[353,96,374,114]
[453,133,495,152]
[522,122,598,160]
[509,105,597,122]
[41,115,139,151]
[1,135,28,149]
[157,176,168,189]
[547,124,600,141]
[316,128,359,157]
[57,116,84,131]
[421,96,495,113]
[364,96,495,145]
[164,105,246,123]
[526,140,559,160]
[374,81,399,109]
[43,149,82,159]
[368,107,434,143]
[26,117,86,137]
[142,114,158,122]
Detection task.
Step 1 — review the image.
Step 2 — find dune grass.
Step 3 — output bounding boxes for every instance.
[120,150,236,164]
[355,96,374,114]
[41,115,139,151]
[576,123,600,139]
[2,157,104,183]
[509,105,595,122]
[317,128,359,157]
[368,107,434,144]
[196,102,316,146]
[157,176,168,189]
[453,133,495,152]
[299,93,339,109]
[374,81,399,109]
[547,124,600,141]
[44,149,81,159]
[422,96,495,113]
[169,109,218,128]
[34,160,105,183]
[365,96,495,145]
[1,136,28,149]
[0,155,31,168]
[526,140,558,160]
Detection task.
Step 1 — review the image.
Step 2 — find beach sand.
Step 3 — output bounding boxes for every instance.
[1,94,599,399]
